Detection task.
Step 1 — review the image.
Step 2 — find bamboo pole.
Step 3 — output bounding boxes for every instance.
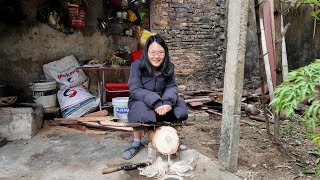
[255,0,271,138]
[260,18,275,101]
[281,11,289,78]
[274,0,283,144]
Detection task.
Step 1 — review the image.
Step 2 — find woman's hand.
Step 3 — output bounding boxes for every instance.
[155,105,172,116]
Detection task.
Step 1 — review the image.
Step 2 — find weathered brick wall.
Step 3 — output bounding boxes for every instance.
[150,0,227,90]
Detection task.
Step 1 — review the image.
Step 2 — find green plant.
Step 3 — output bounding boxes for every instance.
[281,122,297,135]
[270,59,320,139]
[270,59,320,178]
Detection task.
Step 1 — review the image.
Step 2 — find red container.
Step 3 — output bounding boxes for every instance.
[131,51,143,61]
[105,83,129,102]
[68,3,87,29]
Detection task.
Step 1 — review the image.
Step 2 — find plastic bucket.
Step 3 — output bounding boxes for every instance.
[112,97,129,122]
[30,80,57,109]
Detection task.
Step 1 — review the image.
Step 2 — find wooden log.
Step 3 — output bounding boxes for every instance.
[249,115,274,124]
[84,110,108,117]
[243,103,259,116]
[148,126,179,155]
[54,116,118,122]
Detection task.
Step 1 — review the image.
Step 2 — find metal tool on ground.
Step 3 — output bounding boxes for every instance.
[101,162,150,174]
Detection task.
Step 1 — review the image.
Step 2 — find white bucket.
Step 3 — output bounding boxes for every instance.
[30,80,57,109]
[112,97,129,122]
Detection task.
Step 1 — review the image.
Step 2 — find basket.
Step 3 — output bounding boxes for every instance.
[68,0,88,29]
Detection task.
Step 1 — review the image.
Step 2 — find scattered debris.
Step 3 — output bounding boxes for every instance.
[181,89,275,124]
[139,154,198,178]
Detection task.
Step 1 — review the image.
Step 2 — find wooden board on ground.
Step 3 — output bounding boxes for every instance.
[54,116,118,122]
[83,122,133,132]
[44,125,107,135]
[84,110,108,117]
[188,101,203,107]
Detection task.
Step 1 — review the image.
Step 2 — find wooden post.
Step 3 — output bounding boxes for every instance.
[254,0,271,138]
[218,0,249,173]
[273,0,283,144]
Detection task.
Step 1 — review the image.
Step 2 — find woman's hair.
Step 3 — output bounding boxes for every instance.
[140,34,174,76]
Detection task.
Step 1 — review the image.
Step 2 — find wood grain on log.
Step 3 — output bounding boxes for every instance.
[148,126,179,155]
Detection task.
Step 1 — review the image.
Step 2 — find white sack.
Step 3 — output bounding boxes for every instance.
[57,86,100,118]
[43,55,88,89]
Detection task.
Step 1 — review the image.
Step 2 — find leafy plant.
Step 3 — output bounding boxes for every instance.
[270,59,320,138]
[270,59,320,178]
[281,122,297,135]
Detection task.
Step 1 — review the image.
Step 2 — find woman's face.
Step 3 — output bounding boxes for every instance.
[148,42,165,69]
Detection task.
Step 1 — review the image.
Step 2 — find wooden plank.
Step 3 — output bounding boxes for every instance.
[54,116,118,122]
[200,106,208,110]
[84,110,108,117]
[188,101,203,107]
[83,122,133,132]
[185,95,210,99]
[185,98,211,103]
[44,125,107,135]
[209,94,223,103]
[54,119,78,125]
[206,109,222,116]
[99,121,146,127]
[184,90,218,96]
[65,124,87,131]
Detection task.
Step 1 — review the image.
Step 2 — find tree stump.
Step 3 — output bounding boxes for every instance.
[148,126,179,155]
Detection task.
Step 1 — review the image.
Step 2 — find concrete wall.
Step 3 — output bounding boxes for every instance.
[283,2,320,70]
[0,0,137,100]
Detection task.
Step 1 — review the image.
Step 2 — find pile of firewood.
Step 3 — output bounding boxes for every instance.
[179,86,273,123]
[44,110,135,134]
[45,87,274,134]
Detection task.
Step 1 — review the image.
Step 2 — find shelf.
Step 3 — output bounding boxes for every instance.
[78,65,131,109]
[78,66,131,70]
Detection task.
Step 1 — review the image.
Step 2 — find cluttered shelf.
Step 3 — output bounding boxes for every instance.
[77,64,131,110]
[78,65,131,70]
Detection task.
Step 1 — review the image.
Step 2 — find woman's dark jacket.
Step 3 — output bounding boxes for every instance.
[127,59,188,123]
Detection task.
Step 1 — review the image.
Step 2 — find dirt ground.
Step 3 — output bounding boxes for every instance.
[178,114,318,180]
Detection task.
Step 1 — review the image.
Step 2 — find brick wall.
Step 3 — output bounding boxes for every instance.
[150,0,227,90]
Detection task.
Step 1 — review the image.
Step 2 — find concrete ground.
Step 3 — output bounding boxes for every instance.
[0,128,242,180]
